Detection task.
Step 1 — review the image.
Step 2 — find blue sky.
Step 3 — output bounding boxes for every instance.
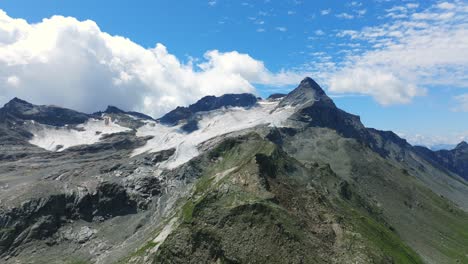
[0,0,467,147]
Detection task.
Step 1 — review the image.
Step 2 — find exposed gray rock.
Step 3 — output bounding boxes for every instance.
[61,226,97,244]
[0,78,467,264]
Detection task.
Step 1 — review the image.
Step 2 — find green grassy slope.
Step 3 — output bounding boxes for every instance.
[281,127,468,263]
[145,134,424,264]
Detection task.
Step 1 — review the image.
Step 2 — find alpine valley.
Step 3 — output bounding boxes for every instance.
[0,78,467,264]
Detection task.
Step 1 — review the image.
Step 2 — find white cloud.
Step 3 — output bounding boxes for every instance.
[385,3,419,19]
[336,13,354,19]
[314,29,325,36]
[397,132,468,148]
[208,1,217,6]
[412,11,454,20]
[275,26,287,32]
[437,2,456,10]
[320,9,331,15]
[406,3,419,9]
[6,75,20,87]
[0,10,302,117]
[328,1,468,105]
[329,68,424,105]
[287,10,296,15]
[356,9,367,16]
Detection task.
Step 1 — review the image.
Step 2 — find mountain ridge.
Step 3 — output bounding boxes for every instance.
[0,77,467,263]
[0,79,465,182]
[0,97,90,126]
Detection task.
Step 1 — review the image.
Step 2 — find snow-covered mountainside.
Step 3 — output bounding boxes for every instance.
[0,77,467,264]
[28,118,131,151]
[17,96,295,166]
[133,100,295,168]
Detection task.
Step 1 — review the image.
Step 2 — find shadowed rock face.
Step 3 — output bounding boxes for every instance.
[414,141,468,180]
[0,98,90,126]
[281,78,411,158]
[279,77,367,142]
[0,182,139,255]
[0,77,467,264]
[437,141,468,180]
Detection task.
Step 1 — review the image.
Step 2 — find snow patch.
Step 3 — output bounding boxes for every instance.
[28,118,131,151]
[133,100,295,168]
[151,217,178,252]
[214,167,238,184]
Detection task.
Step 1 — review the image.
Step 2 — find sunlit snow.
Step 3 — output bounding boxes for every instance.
[29,118,131,151]
[133,100,295,169]
[27,100,295,167]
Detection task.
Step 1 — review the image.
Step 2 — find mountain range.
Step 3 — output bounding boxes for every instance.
[0,77,467,264]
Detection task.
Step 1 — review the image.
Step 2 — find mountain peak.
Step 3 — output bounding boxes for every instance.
[4,97,32,108]
[10,97,28,103]
[104,105,125,114]
[279,77,335,108]
[300,77,323,90]
[455,141,468,150]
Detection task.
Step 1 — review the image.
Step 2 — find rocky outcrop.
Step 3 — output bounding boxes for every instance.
[0,182,138,255]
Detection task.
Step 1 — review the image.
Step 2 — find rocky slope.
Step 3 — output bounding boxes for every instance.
[0,78,467,264]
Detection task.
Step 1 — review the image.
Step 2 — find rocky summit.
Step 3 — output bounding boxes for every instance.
[0,78,467,264]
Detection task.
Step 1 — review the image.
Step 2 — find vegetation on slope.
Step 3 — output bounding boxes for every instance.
[149,133,423,264]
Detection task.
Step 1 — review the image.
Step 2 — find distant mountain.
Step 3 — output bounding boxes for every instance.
[0,97,90,126]
[430,143,456,151]
[414,141,468,181]
[0,78,467,264]
[266,93,286,100]
[93,105,154,121]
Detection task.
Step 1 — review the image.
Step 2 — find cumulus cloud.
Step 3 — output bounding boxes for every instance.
[329,68,423,105]
[328,0,468,104]
[437,2,456,10]
[0,10,301,117]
